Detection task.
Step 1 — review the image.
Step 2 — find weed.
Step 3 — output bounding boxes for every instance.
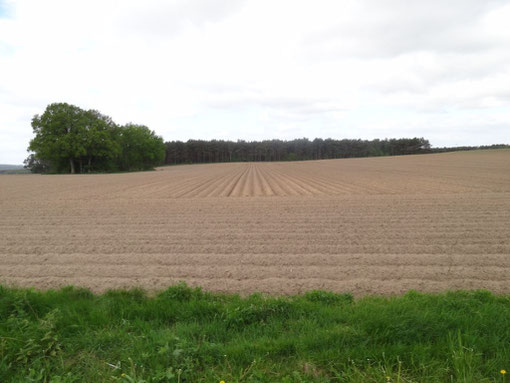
[0,285,509,382]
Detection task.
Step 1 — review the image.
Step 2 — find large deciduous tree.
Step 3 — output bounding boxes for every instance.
[29,103,88,173]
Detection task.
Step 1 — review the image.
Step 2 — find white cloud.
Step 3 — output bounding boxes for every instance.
[0,0,509,163]
[115,0,248,37]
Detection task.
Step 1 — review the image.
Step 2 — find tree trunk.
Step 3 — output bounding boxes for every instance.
[69,158,75,174]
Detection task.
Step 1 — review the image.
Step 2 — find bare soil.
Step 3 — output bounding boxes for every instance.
[1,150,510,295]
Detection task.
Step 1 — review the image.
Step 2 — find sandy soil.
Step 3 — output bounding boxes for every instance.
[1,150,510,295]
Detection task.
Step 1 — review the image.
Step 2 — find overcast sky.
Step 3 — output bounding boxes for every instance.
[1,0,510,163]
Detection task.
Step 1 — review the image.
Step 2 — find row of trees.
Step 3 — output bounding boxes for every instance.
[26,104,508,173]
[26,103,165,173]
[429,144,510,153]
[164,137,432,164]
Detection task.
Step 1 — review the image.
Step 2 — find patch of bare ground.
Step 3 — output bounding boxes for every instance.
[1,150,509,295]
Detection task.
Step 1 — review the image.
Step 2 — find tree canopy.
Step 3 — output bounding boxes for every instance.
[163,137,432,165]
[163,139,510,165]
[27,103,165,173]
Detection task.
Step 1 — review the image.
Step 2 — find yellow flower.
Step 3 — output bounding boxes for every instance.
[220,381,226,383]
[501,369,507,375]
[121,373,126,377]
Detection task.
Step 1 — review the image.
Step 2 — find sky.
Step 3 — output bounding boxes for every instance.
[1,0,510,164]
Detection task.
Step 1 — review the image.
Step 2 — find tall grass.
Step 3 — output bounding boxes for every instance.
[1,284,509,382]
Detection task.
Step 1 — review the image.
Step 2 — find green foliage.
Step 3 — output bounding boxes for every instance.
[304,290,353,305]
[23,154,50,173]
[448,330,480,383]
[1,284,510,382]
[26,103,165,174]
[164,139,510,165]
[28,103,88,173]
[157,282,205,302]
[224,297,294,328]
[164,137,433,164]
[117,124,166,171]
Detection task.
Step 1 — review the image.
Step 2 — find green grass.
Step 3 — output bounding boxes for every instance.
[1,284,509,382]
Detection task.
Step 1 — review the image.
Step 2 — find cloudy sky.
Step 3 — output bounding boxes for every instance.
[1,0,510,164]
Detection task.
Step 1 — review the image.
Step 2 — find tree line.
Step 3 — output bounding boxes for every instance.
[429,144,510,153]
[25,103,165,173]
[25,103,509,173]
[163,137,432,164]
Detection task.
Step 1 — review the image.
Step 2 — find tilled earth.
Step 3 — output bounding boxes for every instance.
[1,150,509,295]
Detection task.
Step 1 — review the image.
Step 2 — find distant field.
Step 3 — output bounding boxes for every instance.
[0,164,28,174]
[1,150,509,295]
[0,164,23,170]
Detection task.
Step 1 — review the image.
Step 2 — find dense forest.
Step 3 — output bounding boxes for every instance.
[163,137,432,164]
[25,103,165,173]
[163,139,510,165]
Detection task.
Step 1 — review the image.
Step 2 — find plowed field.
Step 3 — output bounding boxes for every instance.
[1,150,510,295]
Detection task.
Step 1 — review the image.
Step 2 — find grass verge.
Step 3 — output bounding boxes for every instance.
[1,284,509,382]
